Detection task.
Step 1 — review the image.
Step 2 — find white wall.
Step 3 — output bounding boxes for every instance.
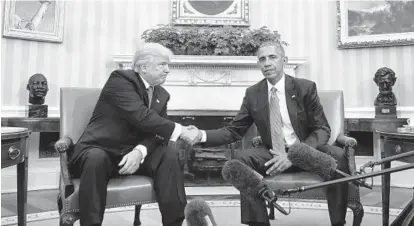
[1,0,413,116]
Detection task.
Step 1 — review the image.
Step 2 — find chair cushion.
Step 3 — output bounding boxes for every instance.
[265,171,327,199]
[62,175,156,213]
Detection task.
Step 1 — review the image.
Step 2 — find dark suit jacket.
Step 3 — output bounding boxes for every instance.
[70,69,175,163]
[204,74,331,150]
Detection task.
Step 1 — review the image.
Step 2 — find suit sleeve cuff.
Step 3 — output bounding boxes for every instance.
[201,130,207,142]
[170,123,182,142]
[134,144,147,163]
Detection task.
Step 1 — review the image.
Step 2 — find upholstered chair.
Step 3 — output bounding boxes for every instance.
[252,90,364,226]
[55,87,156,226]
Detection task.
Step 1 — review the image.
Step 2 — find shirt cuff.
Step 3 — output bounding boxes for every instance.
[134,144,147,164]
[201,130,207,142]
[170,123,182,142]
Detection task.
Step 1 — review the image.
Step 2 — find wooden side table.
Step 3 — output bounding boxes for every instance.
[1,127,30,226]
[376,129,414,226]
[345,118,408,158]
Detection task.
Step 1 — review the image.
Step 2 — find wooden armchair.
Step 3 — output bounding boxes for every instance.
[252,90,364,226]
[55,87,156,226]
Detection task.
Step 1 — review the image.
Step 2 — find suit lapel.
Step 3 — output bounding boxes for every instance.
[134,71,150,107]
[257,80,271,142]
[285,75,301,138]
[150,86,163,112]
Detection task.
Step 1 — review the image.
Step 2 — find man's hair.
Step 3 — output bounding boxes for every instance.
[373,67,396,84]
[132,43,173,70]
[256,41,285,57]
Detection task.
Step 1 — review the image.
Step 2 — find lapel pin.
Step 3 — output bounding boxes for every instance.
[156,99,160,103]
[291,95,296,99]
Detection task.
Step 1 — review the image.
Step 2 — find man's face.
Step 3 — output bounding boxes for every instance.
[377,74,393,94]
[28,75,48,98]
[257,45,286,83]
[141,55,170,86]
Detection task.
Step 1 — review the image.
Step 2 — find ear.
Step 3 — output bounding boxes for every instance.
[26,84,30,90]
[139,64,147,73]
[283,56,288,63]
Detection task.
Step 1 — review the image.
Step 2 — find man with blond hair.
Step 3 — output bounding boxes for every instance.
[70,43,198,226]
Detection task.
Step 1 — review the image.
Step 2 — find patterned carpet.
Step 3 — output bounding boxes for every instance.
[1,186,413,225]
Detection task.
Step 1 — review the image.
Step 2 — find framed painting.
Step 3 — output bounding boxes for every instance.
[3,0,65,43]
[337,1,414,49]
[171,0,250,26]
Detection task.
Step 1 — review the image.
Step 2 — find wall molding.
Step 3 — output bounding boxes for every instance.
[3,106,414,118]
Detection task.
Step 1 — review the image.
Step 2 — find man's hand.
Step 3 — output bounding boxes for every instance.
[118,149,143,175]
[180,125,202,146]
[264,149,292,176]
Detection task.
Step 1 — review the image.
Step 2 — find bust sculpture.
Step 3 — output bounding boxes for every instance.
[373,67,397,118]
[27,73,49,105]
[26,73,49,117]
[373,67,397,106]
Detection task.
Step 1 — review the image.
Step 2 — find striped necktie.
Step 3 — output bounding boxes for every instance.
[269,87,285,153]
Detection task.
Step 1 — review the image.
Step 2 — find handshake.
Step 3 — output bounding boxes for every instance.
[179,125,202,146]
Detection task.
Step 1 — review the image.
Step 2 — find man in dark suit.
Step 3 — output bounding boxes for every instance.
[69,43,198,226]
[187,42,349,226]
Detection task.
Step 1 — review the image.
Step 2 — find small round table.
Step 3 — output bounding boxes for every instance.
[1,127,30,226]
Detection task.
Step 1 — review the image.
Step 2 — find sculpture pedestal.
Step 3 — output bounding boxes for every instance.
[375,106,397,118]
[26,105,48,118]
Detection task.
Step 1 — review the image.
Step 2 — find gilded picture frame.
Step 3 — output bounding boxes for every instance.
[171,0,250,26]
[3,0,65,43]
[337,0,414,49]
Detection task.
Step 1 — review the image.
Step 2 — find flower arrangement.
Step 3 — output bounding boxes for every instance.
[141,24,287,56]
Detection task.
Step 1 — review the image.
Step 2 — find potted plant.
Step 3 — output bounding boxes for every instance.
[141,24,288,56]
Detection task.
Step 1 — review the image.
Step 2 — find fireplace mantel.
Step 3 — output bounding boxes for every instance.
[113,55,306,68]
[112,55,306,111]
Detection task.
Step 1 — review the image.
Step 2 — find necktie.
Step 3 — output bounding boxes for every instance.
[269,87,285,153]
[147,86,153,108]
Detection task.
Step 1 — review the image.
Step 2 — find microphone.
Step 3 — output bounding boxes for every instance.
[287,143,372,189]
[184,199,217,226]
[221,159,289,215]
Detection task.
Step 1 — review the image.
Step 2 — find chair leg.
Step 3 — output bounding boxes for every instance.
[57,194,63,213]
[347,200,364,226]
[134,205,142,226]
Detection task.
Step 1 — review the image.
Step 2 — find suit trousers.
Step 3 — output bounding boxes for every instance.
[69,144,187,226]
[234,144,349,226]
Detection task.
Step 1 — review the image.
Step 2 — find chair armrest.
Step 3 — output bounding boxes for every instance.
[252,136,262,148]
[336,134,357,148]
[54,137,73,153]
[336,135,358,176]
[55,137,75,198]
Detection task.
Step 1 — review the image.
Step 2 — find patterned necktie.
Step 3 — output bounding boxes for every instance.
[147,86,153,108]
[269,87,285,153]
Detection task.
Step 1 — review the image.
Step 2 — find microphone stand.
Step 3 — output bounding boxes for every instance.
[280,150,414,195]
[280,163,414,195]
[361,150,414,169]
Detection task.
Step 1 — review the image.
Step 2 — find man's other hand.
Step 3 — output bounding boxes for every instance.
[264,149,292,176]
[118,149,143,175]
[180,125,202,145]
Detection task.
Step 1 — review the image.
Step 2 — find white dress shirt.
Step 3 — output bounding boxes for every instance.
[200,74,299,147]
[267,74,300,147]
[134,76,182,163]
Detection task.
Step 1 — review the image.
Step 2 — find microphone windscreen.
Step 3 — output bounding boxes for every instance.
[184,199,217,226]
[222,159,265,199]
[287,143,337,180]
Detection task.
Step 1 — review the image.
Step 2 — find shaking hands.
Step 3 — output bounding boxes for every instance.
[180,125,202,146]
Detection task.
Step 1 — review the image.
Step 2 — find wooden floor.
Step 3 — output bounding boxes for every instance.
[1,185,413,218]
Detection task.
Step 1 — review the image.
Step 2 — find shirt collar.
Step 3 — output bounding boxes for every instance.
[140,75,151,89]
[267,73,285,94]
